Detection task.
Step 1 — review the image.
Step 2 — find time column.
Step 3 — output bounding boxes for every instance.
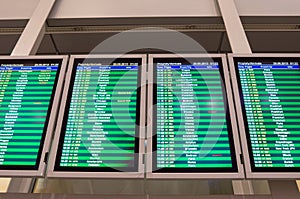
[0,67,11,165]
[0,67,11,105]
[61,66,91,166]
[157,65,175,168]
[240,66,268,167]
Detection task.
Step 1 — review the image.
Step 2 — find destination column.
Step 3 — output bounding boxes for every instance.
[178,65,198,168]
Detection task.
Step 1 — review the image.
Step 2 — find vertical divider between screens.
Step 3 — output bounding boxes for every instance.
[46,55,75,177]
[225,54,247,176]
[221,55,245,179]
[39,56,69,177]
[139,55,147,176]
[146,55,154,178]
[227,54,252,178]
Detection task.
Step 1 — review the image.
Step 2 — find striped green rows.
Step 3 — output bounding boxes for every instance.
[157,164,232,168]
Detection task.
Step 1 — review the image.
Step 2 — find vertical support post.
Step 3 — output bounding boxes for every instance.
[11,0,56,56]
[7,0,57,193]
[216,0,252,54]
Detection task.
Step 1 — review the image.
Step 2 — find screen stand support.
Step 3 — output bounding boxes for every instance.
[232,180,271,195]
[6,0,57,194]
[7,178,35,193]
[232,180,254,195]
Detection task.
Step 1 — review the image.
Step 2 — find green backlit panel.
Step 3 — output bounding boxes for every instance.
[153,58,237,173]
[55,58,140,172]
[236,58,300,171]
[0,60,60,169]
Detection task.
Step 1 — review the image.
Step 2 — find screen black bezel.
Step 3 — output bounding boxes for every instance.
[234,56,300,172]
[54,57,141,172]
[152,57,238,173]
[0,58,62,170]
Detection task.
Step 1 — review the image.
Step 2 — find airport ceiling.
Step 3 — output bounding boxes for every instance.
[0,17,300,55]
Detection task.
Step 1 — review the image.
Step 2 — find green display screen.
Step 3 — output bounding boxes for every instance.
[55,58,141,172]
[235,57,300,172]
[0,59,61,170]
[153,58,237,173]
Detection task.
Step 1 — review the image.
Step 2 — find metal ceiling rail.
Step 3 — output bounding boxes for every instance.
[1,24,300,35]
[45,24,226,33]
[0,28,23,35]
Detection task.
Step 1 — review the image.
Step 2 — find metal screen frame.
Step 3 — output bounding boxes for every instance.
[228,53,300,179]
[47,54,146,178]
[146,54,244,179]
[0,55,68,177]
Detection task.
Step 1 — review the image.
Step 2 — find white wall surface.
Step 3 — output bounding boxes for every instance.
[235,0,300,16]
[49,0,220,18]
[0,0,39,19]
[0,0,300,21]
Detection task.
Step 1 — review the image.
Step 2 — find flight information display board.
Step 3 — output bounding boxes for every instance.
[0,56,66,176]
[148,55,243,178]
[49,55,145,178]
[231,55,300,177]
